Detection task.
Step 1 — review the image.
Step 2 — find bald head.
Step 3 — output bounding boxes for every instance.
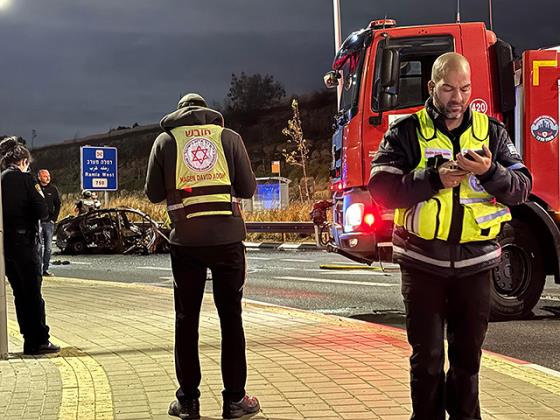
[38,169,51,186]
[431,52,471,84]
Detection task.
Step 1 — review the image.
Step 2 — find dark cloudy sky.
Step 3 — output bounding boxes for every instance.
[0,0,558,146]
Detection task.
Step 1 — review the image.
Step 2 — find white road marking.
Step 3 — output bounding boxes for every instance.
[159,276,173,280]
[302,268,388,276]
[137,266,172,271]
[279,258,315,263]
[274,276,397,287]
[541,294,560,302]
[247,257,272,261]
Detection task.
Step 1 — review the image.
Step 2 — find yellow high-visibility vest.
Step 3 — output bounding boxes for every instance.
[394,109,511,242]
[167,124,232,219]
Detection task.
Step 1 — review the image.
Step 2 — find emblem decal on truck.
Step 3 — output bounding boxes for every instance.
[531,115,558,142]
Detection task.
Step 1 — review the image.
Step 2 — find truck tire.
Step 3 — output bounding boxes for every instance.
[490,219,545,321]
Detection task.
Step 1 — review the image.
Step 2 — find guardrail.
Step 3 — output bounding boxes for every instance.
[245,221,315,234]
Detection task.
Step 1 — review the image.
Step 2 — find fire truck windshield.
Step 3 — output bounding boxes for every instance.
[339,50,366,112]
[334,29,371,115]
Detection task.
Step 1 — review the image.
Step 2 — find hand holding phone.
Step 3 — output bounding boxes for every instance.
[461,149,486,162]
[438,161,469,189]
[456,145,492,175]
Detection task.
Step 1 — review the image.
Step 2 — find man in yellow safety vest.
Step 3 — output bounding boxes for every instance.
[369,53,532,419]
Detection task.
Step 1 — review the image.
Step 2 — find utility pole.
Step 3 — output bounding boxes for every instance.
[332,0,342,109]
[488,0,494,31]
[0,176,8,359]
[31,129,37,150]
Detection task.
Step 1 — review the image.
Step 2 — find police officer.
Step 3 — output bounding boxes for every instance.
[368,53,532,419]
[145,93,259,419]
[0,137,60,355]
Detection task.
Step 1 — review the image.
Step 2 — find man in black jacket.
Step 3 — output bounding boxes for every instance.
[145,93,259,420]
[368,53,532,419]
[38,169,61,276]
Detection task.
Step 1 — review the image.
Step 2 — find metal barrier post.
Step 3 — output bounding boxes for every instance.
[314,225,322,248]
[0,177,9,359]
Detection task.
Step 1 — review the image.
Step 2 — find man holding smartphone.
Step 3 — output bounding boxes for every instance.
[368,53,532,420]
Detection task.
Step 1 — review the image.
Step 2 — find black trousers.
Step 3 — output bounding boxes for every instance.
[4,233,50,349]
[401,267,492,420]
[170,241,247,403]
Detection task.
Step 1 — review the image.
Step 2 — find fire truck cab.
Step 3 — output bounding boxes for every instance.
[325,19,560,321]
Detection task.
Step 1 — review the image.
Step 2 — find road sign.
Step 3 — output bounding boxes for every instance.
[81,146,118,191]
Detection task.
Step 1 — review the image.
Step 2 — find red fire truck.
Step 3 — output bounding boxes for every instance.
[323,19,560,321]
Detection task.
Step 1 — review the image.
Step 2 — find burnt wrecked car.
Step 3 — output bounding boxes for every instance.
[55,207,170,254]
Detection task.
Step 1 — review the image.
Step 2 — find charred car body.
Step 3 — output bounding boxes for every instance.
[56,207,169,254]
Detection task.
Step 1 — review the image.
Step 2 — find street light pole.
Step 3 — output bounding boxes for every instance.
[0,175,8,359]
[332,0,342,109]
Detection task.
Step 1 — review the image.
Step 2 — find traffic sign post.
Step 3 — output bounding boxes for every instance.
[81,146,118,191]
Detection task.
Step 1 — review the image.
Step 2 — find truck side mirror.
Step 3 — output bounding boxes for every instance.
[381,48,400,87]
[323,70,341,89]
[377,48,400,111]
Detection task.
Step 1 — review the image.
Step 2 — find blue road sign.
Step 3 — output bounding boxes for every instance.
[256,183,280,209]
[81,146,118,191]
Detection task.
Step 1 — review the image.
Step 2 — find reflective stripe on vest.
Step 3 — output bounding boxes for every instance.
[167,124,232,219]
[394,108,511,243]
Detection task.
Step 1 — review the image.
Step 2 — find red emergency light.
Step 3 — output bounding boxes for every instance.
[329,181,343,192]
[369,19,397,30]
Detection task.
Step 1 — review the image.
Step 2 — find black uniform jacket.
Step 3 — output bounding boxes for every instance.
[368,99,532,277]
[2,166,48,236]
[40,183,61,223]
[145,106,256,247]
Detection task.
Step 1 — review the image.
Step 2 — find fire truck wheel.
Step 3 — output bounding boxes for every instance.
[490,219,545,321]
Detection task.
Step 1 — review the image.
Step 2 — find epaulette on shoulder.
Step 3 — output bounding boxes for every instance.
[488,116,505,128]
[389,114,416,130]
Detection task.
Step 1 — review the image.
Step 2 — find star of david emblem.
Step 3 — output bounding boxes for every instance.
[191,145,209,164]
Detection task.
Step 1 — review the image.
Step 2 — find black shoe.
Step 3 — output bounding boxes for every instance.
[42,271,53,277]
[222,394,260,419]
[23,341,60,355]
[168,399,200,419]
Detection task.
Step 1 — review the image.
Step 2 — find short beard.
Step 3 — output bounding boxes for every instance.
[432,92,465,119]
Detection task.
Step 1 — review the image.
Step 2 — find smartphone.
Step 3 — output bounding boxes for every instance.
[463,149,485,161]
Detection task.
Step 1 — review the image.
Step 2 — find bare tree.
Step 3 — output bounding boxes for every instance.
[282,99,311,201]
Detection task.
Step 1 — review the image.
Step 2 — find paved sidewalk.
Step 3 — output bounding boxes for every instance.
[1,277,560,419]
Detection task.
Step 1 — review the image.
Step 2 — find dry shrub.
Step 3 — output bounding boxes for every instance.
[58,192,321,242]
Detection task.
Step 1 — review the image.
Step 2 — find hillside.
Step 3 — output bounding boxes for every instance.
[31,90,337,196]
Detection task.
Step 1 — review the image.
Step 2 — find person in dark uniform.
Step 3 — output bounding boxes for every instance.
[145,93,259,419]
[368,53,532,419]
[0,137,60,355]
[37,169,61,276]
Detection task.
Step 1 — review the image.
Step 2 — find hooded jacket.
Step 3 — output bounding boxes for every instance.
[145,106,256,246]
[368,99,532,277]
